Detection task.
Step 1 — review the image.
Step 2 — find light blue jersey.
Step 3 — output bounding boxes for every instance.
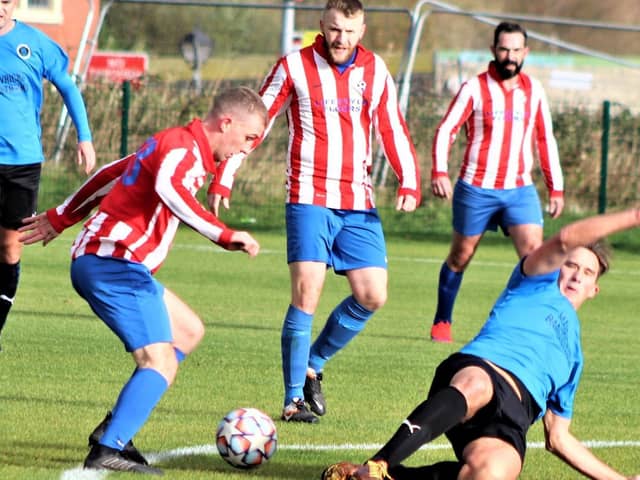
[461,261,583,420]
[0,21,91,165]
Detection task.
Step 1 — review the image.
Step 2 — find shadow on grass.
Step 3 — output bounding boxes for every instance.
[0,440,331,478]
[163,453,327,478]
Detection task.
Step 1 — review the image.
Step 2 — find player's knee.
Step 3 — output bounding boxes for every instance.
[187,317,205,345]
[514,238,541,258]
[370,292,387,311]
[292,282,323,313]
[511,226,543,258]
[448,248,474,271]
[354,289,386,311]
[0,240,22,264]
[183,327,204,353]
[176,316,205,353]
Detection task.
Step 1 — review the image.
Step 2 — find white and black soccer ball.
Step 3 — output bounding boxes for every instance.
[215,407,278,469]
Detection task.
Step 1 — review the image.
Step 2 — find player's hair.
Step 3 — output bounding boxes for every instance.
[493,21,528,46]
[586,241,611,277]
[209,86,267,126]
[324,0,364,17]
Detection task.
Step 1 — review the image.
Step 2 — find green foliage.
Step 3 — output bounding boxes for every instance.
[94,0,640,67]
[553,105,602,198]
[1,228,639,479]
[99,4,281,55]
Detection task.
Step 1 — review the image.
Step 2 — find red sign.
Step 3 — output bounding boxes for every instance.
[87,51,149,83]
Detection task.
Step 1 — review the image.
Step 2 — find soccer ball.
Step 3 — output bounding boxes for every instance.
[215,407,278,469]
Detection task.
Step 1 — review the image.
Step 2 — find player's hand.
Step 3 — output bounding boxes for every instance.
[228,231,260,257]
[78,141,96,174]
[207,193,229,217]
[547,196,565,219]
[396,194,417,212]
[431,176,452,199]
[18,213,59,246]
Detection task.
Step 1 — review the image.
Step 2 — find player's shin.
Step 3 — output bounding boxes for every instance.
[308,295,372,371]
[0,261,20,337]
[100,368,169,450]
[281,305,313,404]
[433,262,463,324]
[389,461,463,480]
[372,386,467,468]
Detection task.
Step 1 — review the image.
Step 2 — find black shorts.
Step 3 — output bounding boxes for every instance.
[0,164,41,230]
[428,352,541,462]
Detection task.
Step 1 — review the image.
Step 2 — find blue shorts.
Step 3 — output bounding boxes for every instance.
[70,254,172,352]
[285,203,387,274]
[452,181,543,236]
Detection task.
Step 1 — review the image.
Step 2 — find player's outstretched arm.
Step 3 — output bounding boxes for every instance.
[524,207,640,277]
[18,213,59,246]
[543,410,639,479]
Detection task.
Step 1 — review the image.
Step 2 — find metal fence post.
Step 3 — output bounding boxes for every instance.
[599,100,610,214]
[121,80,131,158]
[280,0,295,56]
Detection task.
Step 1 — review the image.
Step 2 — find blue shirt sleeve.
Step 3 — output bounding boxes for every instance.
[547,349,583,418]
[50,71,93,142]
[42,33,92,143]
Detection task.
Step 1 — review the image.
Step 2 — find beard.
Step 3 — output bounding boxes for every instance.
[495,58,523,79]
[329,46,353,65]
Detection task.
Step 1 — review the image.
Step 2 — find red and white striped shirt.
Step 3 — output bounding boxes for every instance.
[432,62,563,196]
[213,35,421,210]
[46,119,235,273]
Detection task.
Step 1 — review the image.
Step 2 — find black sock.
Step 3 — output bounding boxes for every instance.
[390,461,463,480]
[372,386,467,467]
[0,262,20,336]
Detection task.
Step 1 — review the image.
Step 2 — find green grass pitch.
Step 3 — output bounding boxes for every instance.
[1,227,638,479]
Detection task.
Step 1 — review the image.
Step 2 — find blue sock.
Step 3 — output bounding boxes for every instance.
[175,347,186,363]
[433,262,463,325]
[281,305,313,406]
[308,296,373,373]
[100,368,168,450]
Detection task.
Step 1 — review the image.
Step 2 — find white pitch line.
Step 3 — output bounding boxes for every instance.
[61,469,108,480]
[60,440,640,479]
[171,243,640,275]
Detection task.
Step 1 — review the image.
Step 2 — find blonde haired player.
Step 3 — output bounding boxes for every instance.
[20,87,267,474]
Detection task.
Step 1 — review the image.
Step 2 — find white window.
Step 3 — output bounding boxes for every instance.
[15,0,63,24]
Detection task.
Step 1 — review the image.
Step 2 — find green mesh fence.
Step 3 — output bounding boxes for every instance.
[39,79,640,238]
